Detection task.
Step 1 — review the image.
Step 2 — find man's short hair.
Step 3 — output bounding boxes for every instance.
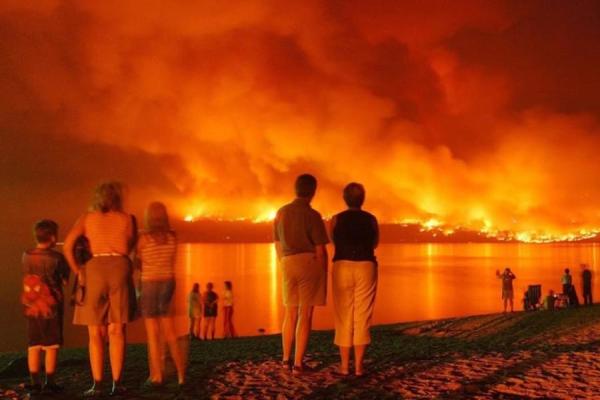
[343,182,365,208]
[295,174,317,198]
[34,219,58,244]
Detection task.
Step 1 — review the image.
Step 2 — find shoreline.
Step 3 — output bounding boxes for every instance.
[2,306,600,398]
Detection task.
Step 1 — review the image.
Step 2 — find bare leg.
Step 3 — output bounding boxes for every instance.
[88,325,106,383]
[354,345,367,375]
[44,348,58,375]
[223,309,230,338]
[294,306,313,367]
[338,346,350,374]
[108,323,126,382]
[189,318,194,337]
[209,317,216,340]
[194,318,202,339]
[282,306,298,362]
[503,299,508,313]
[229,307,237,338]
[27,347,42,387]
[144,318,163,383]
[160,317,186,384]
[509,299,514,312]
[202,317,208,340]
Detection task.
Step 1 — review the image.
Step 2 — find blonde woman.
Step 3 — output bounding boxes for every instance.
[331,183,378,376]
[64,182,137,396]
[136,202,185,386]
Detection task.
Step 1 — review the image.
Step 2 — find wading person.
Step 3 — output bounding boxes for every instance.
[22,220,70,396]
[64,182,137,397]
[582,264,593,306]
[136,202,185,386]
[496,268,516,313]
[274,174,329,374]
[331,183,378,376]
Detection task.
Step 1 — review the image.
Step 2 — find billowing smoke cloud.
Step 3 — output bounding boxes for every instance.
[2,0,600,234]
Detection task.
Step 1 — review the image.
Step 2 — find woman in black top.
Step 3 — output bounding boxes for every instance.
[330,183,378,376]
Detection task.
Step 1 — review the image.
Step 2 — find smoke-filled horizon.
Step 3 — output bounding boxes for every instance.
[2,1,600,235]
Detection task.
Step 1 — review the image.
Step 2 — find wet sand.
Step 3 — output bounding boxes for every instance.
[2,306,600,399]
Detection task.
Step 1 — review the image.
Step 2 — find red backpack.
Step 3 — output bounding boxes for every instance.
[22,274,57,319]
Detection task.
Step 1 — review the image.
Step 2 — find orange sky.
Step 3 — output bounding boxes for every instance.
[2,1,600,235]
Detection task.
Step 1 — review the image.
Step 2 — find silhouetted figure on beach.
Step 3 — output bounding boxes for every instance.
[581,264,593,305]
[202,282,218,340]
[274,174,329,374]
[543,289,556,311]
[561,268,572,296]
[330,183,378,377]
[188,283,202,339]
[222,281,237,338]
[496,268,516,313]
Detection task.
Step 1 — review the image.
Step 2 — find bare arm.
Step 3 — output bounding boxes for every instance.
[373,217,379,249]
[63,215,85,278]
[274,241,283,260]
[315,244,328,271]
[329,216,337,244]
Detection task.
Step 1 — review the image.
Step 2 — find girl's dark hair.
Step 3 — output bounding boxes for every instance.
[225,281,232,290]
[192,283,200,292]
[92,181,124,213]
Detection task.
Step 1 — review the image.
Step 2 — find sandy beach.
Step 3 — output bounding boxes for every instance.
[2,305,600,399]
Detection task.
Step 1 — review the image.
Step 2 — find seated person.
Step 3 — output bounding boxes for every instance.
[543,290,556,311]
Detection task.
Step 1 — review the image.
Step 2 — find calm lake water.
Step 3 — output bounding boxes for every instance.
[3,243,600,352]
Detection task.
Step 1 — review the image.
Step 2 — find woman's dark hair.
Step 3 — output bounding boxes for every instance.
[295,174,317,198]
[225,281,232,290]
[565,268,570,274]
[34,219,58,244]
[192,283,200,293]
[207,282,214,290]
[343,182,365,208]
[92,181,124,213]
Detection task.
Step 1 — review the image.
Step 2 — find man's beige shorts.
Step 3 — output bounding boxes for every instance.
[281,252,327,307]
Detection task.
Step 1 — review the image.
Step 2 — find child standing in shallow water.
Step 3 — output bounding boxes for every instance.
[188,283,202,339]
[223,281,237,338]
[203,282,219,340]
[22,220,70,396]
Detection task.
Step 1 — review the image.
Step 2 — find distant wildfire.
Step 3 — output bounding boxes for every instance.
[2,1,600,240]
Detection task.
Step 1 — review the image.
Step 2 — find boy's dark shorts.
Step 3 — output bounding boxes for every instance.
[139,279,175,318]
[27,312,63,349]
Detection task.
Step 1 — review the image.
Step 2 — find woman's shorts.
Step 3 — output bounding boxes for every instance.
[73,256,136,325]
[281,252,327,307]
[204,304,217,318]
[140,279,175,318]
[502,288,514,300]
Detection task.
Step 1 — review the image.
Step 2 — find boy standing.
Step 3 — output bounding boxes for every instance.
[22,220,69,395]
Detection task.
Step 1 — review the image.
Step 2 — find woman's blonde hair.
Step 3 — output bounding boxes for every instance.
[92,181,124,213]
[144,201,170,232]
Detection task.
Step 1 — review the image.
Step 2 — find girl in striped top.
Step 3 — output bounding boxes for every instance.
[136,202,185,386]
